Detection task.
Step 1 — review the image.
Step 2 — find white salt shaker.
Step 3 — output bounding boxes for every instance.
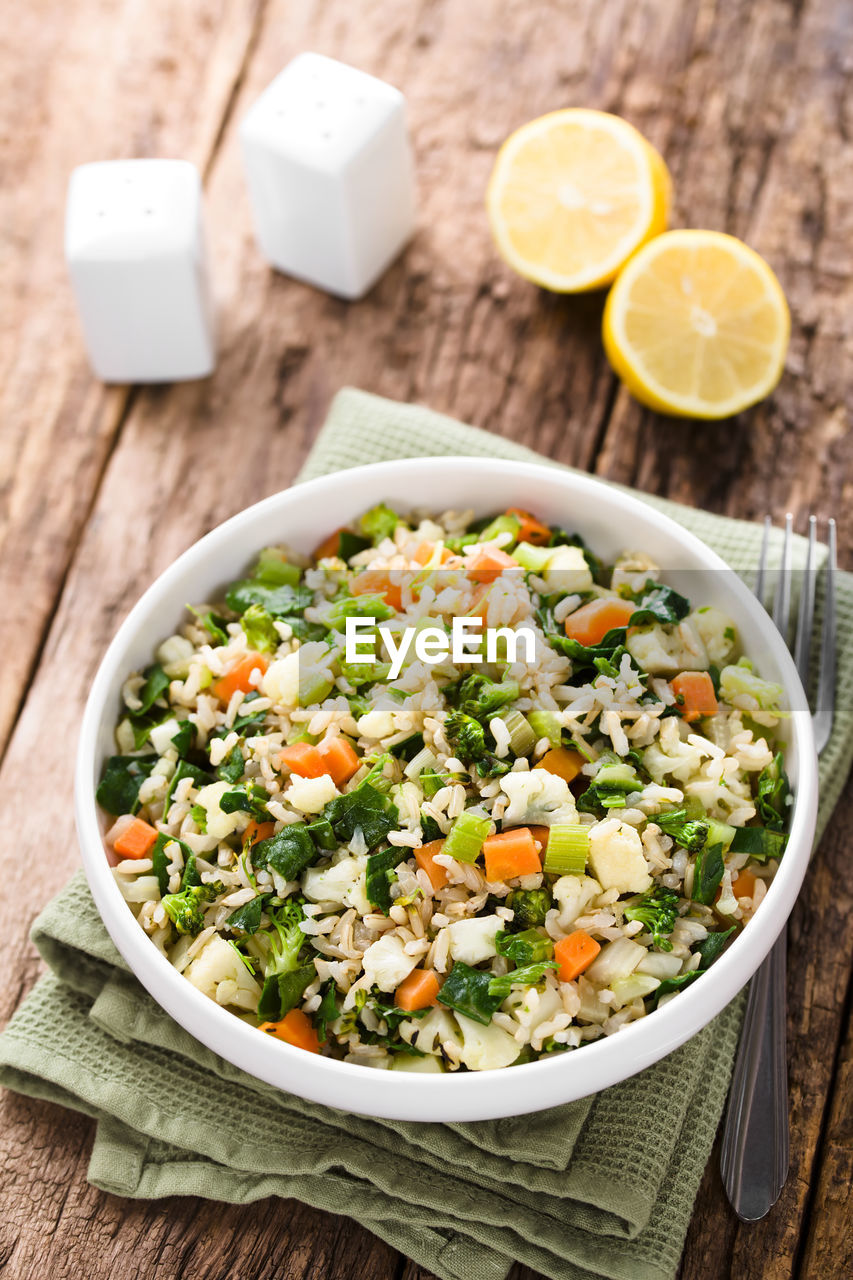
[65,159,216,383]
[240,52,416,300]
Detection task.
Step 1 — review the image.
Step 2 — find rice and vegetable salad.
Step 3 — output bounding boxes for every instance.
[96,502,792,1072]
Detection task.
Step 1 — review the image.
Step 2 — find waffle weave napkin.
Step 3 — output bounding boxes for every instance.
[2,389,852,1280]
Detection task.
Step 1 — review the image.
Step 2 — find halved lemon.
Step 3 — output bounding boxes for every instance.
[603,229,790,418]
[486,109,671,292]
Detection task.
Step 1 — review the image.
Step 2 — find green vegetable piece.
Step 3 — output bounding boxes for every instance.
[720,658,784,713]
[437,962,502,1025]
[359,502,400,544]
[162,759,215,818]
[258,964,315,1022]
[729,825,788,861]
[161,881,224,936]
[576,762,639,815]
[187,605,229,644]
[325,593,396,630]
[224,578,312,620]
[315,980,340,1042]
[755,752,791,832]
[299,669,335,707]
[624,886,680,951]
[251,548,301,587]
[132,664,171,717]
[240,603,279,654]
[507,888,551,929]
[96,754,157,816]
[543,824,588,876]
[444,809,492,864]
[389,732,425,761]
[694,926,736,968]
[219,781,270,818]
[527,708,562,749]
[495,928,554,966]
[306,816,338,850]
[500,707,536,757]
[170,720,194,757]
[627,583,691,627]
[365,846,410,914]
[692,842,725,905]
[226,894,269,935]
[217,744,245,785]
[452,674,520,721]
[324,779,399,850]
[337,530,372,561]
[487,960,556,998]
[253,824,318,880]
[150,831,192,897]
[477,513,521,548]
[512,542,552,572]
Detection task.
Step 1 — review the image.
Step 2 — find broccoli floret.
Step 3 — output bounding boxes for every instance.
[240,603,279,654]
[623,886,680,951]
[508,888,552,930]
[452,674,520,722]
[444,710,487,763]
[655,807,710,852]
[162,881,225,935]
[359,502,400,544]
[263,899,307,977]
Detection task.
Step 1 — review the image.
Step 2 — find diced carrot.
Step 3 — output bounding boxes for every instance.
[317,736,360,786]
[506,507,551,546]
[534,747,584,784]
[671,670,719,722]
[731,870,758,901]
[467,547,519,584]
[554,930,601,983]
[527,825,551,851]
[258,1008,320,1054]
[563,598,636,647]
[483,828,542,882]
[414,840,448,891]
[314,528,344,559]
[211,651,270,704]
[113,817,158,859]
[350,570,404,610]
[412,541,454,567]
[243,819,275,848]
[280,742,327,778]
[395,968,441,1012]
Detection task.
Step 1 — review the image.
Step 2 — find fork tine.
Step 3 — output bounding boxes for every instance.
[812,518,837,754]
[793,516,817,691]
[755,516,772,608]
[772,513,793,635]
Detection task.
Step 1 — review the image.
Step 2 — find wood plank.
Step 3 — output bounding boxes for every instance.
[797,997,853,1280]
[0,0,263,757]
[0,0,851,1278]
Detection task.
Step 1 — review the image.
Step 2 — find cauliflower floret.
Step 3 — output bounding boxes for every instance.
[402,1005,464,1056]
[261,651,300,706]
[551,874,603,927]
[455,1013,522,1071]
[195,780,248,840]
[500,770,577,826]
[446,915,503,965]
[362,934,418,992]
[283,773,338,814]
[690,607,738,665]
[149,717,180,755]
[185,934,262,1010]
[587,820,652,894]
[626,620,709,675]
[610,552,661,595]
[302,855,371,914]
[542,545,593,593]
[357,709,397,739]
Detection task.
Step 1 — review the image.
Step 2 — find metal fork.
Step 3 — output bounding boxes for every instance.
[720,514,836,1222]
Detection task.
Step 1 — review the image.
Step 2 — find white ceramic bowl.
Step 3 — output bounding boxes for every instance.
[75,458,818,1121]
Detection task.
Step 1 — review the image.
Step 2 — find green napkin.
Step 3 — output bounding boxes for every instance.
[2,389,851,1280]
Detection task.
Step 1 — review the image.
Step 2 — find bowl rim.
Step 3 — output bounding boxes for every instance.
[75,456,819,1121]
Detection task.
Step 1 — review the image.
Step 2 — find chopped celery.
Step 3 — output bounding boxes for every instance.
[512,541,552,572]
[527,708,562,749]
[444,810,492,864]
[499,707,536,757]
[706,819,736,851]
[478,513,521,547]
[298,670,334,706]
[404,745,437,780]
[252,548,301,587]
[544,824,589,875]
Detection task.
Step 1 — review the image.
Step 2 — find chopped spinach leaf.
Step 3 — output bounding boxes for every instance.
[253,824,318,880]
[691,842,725,905]
[437,962,502,1026]
[96,755,157,816]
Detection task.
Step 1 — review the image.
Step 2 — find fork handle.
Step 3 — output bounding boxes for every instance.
[720,932,790,1220]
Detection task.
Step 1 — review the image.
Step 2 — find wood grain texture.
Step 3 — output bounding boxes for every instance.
[0,0,850,1278]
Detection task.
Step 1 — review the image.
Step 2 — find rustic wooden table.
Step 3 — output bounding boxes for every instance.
[1,1,851,1277]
